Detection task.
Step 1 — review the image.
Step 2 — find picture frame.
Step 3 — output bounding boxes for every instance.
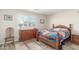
[40,19,45,24]
[4,15,13,21]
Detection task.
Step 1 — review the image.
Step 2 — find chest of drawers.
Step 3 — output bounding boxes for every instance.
[19,29,37,41]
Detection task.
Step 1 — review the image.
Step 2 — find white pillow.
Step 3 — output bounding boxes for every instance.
[42,30,50,35]
[53,28,61,31]
[60,28,68,31]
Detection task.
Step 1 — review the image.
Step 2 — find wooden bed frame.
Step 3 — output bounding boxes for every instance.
[37,24,72,50]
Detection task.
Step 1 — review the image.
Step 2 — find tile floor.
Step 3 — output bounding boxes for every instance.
[0,39,79,50]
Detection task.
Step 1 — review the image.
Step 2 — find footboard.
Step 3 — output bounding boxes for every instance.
[38,35,61,50]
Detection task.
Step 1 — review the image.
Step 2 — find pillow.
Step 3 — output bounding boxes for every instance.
[53,28,61,31]
[59,28,68,31]
[59,28,70,34]
[48,29,54,32]
[54,28,69,32]
[42,30,50,35]
[39,29,48,34]
[58,29,70,40]
[58,31,65,38]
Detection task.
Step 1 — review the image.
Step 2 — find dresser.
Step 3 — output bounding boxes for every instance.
[19,29,38,42]
[71,35,79,45]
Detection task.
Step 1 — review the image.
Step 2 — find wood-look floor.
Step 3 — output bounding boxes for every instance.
[0,39,79,50]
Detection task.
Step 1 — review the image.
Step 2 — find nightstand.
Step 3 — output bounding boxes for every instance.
[71,35,79,45]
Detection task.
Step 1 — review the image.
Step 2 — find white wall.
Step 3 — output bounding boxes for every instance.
[0,10,46,44]
[47,11,79,35]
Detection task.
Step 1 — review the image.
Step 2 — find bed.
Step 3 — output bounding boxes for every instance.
[37,24,72,50]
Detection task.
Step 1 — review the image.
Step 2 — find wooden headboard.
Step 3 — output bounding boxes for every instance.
[52,24,72,30]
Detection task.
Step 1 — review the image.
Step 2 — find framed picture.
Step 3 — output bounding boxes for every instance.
[4,15,13,21]
[40,19,45,24]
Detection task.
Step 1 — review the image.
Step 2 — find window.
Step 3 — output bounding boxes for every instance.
[17,15,37,29]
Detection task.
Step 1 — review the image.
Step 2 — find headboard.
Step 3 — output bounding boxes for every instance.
[52,24,72,31]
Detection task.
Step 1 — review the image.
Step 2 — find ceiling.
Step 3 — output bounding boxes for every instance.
[0,9,78,16]
[26,9,77,16]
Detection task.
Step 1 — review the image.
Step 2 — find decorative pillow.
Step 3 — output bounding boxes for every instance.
[58,31,65,38]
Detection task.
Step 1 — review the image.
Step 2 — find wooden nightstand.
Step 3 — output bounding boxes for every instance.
[71,35,79,45]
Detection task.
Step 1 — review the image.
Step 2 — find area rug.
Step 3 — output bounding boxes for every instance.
[24,39,54,50]
[24,40,43,50]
